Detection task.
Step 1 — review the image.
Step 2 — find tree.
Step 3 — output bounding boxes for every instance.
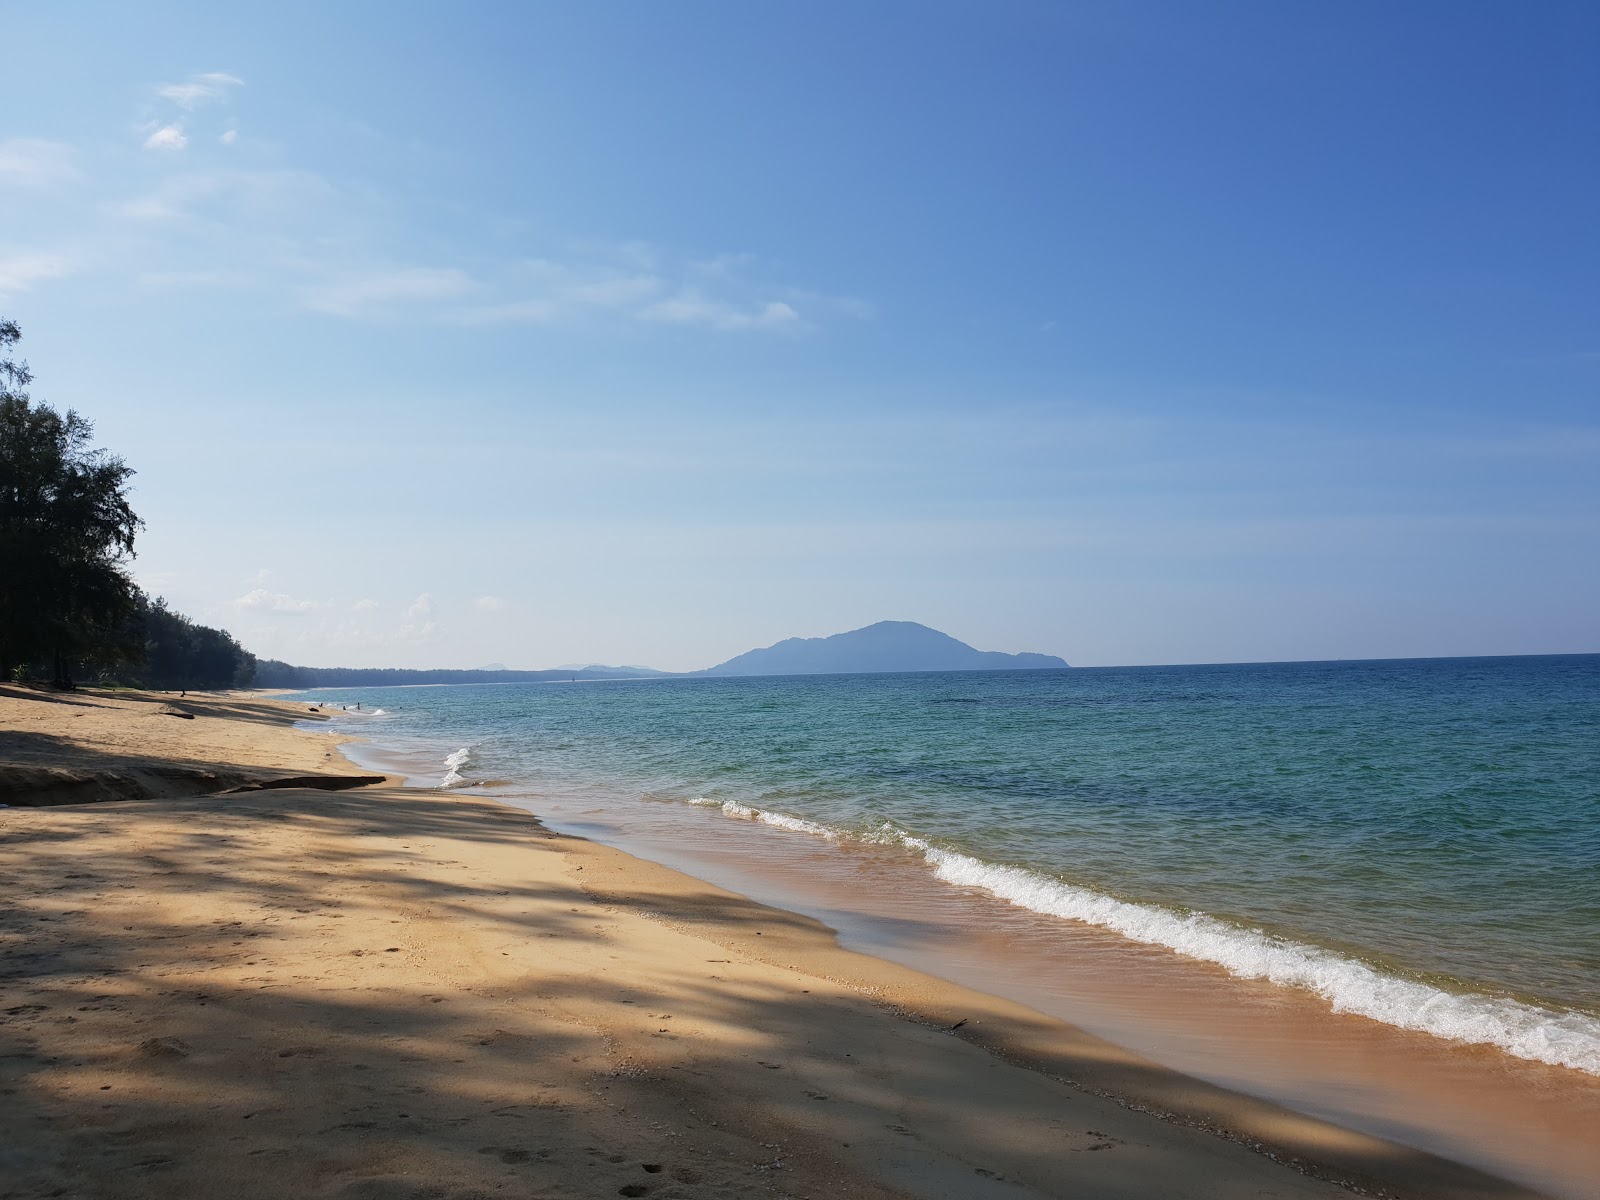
[1,320,144,684]
[136,595,256,690]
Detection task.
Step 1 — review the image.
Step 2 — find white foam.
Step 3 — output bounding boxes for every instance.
[919,846,1600,1075]
[753,809,837,838]
[440,747,472,788]
[863,821,930,851]
[682,798,1600,1075]
[692,797,836,838]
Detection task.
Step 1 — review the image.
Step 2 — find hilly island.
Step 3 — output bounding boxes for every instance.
[253,621,1067,688]
[699,620,1069,676]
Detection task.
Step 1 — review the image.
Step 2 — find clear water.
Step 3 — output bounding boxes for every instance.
[290,654,1600,1074]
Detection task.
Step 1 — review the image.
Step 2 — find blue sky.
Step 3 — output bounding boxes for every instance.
[3,1,1596,670]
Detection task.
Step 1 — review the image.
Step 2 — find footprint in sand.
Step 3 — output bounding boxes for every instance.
[137,1037,189,1058]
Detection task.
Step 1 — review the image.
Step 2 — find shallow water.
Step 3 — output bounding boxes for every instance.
[293,655,1600,1196]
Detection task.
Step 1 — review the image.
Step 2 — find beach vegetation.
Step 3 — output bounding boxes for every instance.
[1,319,141,684]
[0,319,253,689]
[136,594,257,691]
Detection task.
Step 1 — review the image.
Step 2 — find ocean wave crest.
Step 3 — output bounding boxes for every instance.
[691,797,837,839]
[685,798,1600,1074]
[440,747,472,788]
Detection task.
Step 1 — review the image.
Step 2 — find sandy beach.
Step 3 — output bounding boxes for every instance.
[0,688,1550,1200]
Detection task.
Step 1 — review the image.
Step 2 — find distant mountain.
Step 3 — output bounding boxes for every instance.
[252,627,1063,690]
[699,621,1068,677]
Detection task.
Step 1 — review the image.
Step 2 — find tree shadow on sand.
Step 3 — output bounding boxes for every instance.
[0,786,1554,1200]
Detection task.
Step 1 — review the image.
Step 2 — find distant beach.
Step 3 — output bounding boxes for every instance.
[0,685,1563,1199]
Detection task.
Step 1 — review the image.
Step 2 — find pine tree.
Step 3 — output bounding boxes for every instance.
[0,320,143,684]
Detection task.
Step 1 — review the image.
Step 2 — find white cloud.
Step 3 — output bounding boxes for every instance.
[449,248,840,334]
[143,124,189,152]
[352,598,379,614]
[451,259,663,325]
[305,267,476,317]
[219,129,238,146]
[0,139,78,189]
[156,72,244,110]
[473,595,505,612]
[114,167,335,224]
[399,593,442,641]
[0,251,75,298]
[232,587,318,613]
[643,295,801,332]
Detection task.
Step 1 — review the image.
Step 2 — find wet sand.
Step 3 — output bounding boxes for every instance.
[0,688,1552,1199]
[485,776,1600,1200]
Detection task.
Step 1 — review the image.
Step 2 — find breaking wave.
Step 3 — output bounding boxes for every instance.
[683,797,1600,1075]
[440,747,472,788]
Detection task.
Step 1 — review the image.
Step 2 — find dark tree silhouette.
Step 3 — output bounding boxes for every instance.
[1,319,142,684]
[136,595,256,690]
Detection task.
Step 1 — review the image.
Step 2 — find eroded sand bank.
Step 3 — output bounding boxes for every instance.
[0,689,1544,1199]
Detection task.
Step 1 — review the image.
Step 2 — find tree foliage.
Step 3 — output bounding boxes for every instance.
[136,595,256,690]
[0,320,252,689]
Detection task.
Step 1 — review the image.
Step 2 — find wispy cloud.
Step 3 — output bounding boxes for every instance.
[232,587,319,614]
[399,593,442,641]
[143,124,189,152]
[115,172,222,220]
[643,295,801,331]
[473,595,505,612]
[451,259,660,325]
[304,267,476,317]
[36,83,866,339]
[0,139,78,189]
[447,247,847,334]
[114,167,336,224]
[155,72,244,111]
[0,251,75,298]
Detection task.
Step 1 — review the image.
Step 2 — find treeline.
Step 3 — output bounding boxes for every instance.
[254,662,660,689]
[9,591,258,690]
[132,595,256,690]
[1,319,254,690]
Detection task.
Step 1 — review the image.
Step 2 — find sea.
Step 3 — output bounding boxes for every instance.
[287,654,1600,1197]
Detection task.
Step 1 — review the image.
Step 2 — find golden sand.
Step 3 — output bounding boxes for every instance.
[0,688,1543,1199]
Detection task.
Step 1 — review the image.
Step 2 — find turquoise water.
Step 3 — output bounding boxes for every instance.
[292,654,1600,1073]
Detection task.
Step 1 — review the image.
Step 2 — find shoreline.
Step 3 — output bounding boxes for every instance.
[0,688,1555,1199]
[322,696,1600,1198]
